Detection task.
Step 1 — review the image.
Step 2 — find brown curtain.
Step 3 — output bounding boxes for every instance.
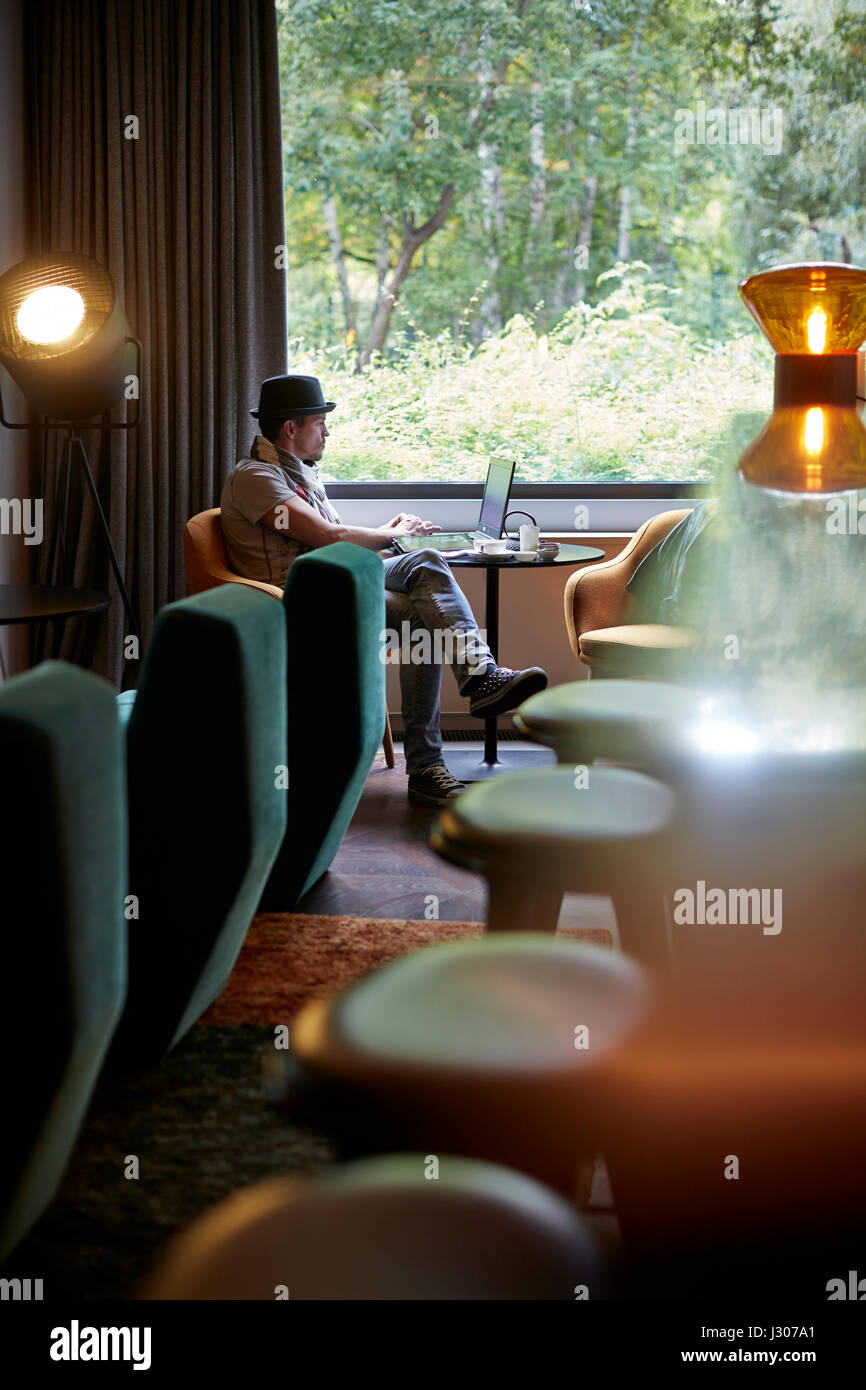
[25,0,287,684]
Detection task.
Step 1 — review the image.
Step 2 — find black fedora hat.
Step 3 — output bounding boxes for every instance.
[250,374,336,419]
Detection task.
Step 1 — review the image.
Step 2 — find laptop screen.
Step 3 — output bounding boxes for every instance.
[477,458,516,538]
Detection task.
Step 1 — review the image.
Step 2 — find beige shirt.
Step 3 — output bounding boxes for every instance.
[220,438,340,589]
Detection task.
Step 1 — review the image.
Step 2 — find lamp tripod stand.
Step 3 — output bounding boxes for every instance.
[0,335,142,645]
[52,429,141,642]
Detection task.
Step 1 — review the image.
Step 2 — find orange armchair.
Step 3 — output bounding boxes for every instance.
[183,507,285,601]
[564,509,697,679]
[183,508,395,766]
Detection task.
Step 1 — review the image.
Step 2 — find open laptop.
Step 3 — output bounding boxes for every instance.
[392,457,517,553]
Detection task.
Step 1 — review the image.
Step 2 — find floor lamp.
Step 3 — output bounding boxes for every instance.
[0,251,142,641]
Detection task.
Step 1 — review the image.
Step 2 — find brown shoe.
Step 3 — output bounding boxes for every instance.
[407,762,466,808]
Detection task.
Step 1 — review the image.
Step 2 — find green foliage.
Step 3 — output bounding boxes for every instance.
[292,265,773,482]
[276,0,865,481]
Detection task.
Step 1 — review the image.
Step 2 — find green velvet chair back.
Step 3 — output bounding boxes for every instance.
[0,662,126,1260]
[109,584,287,1067]
[259,542,386,909]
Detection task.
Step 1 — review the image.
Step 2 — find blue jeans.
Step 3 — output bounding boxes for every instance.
[382,548,493,773]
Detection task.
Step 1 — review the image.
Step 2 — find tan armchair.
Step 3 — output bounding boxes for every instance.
[183,507,285,601]
[183,508,395,766]
[564,508,697,679]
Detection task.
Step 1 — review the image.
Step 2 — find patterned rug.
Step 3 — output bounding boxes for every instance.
[1,913,611,1300]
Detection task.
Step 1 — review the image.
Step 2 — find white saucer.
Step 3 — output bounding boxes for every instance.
[513,549,540,562]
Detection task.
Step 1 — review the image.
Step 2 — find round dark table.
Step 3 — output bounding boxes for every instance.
[443,543,605,780]
[0,585,110,663]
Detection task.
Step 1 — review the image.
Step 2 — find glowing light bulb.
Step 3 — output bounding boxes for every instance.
[803,406,824,456]
[16,285,85,345]
[806,304,828,354]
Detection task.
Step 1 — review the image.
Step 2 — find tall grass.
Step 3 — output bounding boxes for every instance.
[284,266,773,482]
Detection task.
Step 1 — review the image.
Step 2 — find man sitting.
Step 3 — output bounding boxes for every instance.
[220,374,548,807]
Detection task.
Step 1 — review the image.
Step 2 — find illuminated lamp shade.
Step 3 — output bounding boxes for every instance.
[0,252,133,420]
[740,263,866,358]
[738,262,866,494]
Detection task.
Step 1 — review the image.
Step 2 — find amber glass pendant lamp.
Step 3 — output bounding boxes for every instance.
[737,262,866,495]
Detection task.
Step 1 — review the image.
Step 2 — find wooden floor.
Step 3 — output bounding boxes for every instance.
[298,740,617,937]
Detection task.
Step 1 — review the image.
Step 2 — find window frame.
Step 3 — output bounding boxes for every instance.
[325,480,716,500]
[325,479,717,536]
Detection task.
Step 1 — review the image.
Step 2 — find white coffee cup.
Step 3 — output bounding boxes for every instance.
[480,538,507,555]
[519,524,540,552]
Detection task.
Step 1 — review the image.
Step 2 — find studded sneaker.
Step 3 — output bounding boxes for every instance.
[407,762,467,808]
[465,664,548,718]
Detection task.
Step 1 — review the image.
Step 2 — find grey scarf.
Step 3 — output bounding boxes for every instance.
[249,434,342,526]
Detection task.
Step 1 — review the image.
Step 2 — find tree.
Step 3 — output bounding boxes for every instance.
[276,0,856,356]
[281,0,540,365]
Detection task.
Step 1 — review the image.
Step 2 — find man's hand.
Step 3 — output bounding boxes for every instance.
[381,512,442,538]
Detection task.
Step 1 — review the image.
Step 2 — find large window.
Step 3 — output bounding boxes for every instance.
[277,0,866,484]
